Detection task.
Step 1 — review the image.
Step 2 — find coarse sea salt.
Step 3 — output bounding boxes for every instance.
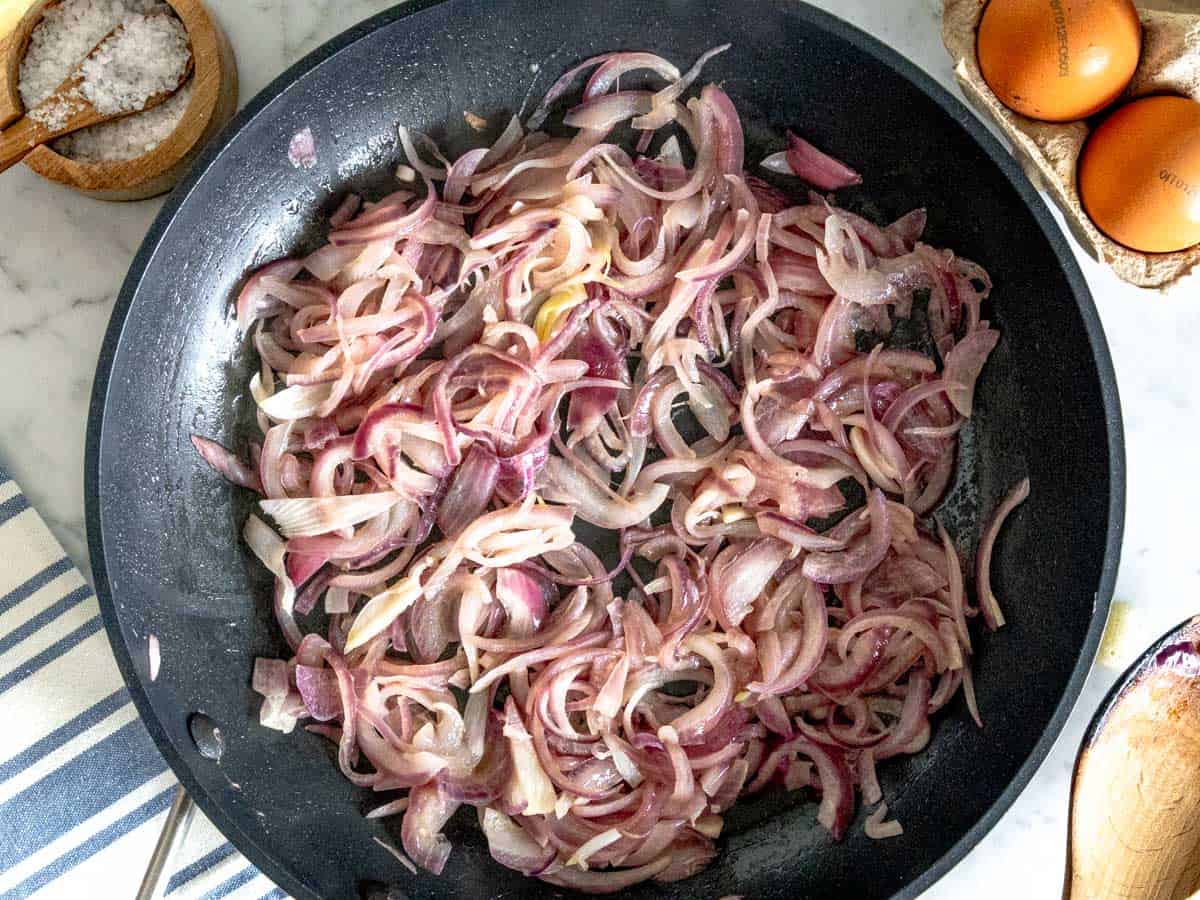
[56,81,193,161]
[288,127,317,169]
[18,0,193,162]
[78,11,190,114]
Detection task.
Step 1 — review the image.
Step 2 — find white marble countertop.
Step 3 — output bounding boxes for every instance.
[2,0,1198,896]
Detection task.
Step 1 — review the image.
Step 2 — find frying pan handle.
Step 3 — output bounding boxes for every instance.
[136,787,195,900]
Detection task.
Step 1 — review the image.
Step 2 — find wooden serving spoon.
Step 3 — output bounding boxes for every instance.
[0,15,193,175]
[1065,615,1200,899]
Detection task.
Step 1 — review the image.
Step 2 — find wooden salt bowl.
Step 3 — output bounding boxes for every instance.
[0,0,237,201]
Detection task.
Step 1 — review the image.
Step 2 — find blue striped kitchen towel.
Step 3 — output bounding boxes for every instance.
[0,464,288,900]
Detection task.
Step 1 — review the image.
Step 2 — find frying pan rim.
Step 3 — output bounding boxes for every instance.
[84,1,1125,897]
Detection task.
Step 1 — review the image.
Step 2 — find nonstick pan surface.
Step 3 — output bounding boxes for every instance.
[85,1,1124,897]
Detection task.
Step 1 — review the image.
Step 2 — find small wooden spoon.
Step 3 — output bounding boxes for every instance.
[1065,615,1200,899]
[0,17,193,175]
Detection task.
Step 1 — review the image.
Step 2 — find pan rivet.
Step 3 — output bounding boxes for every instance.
[188,712,226,761]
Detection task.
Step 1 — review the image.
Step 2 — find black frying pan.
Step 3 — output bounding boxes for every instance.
[84,1,1124,897]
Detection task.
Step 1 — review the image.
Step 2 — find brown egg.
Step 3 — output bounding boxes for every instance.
[1078,95,1200,253]
[977,0,1141,122]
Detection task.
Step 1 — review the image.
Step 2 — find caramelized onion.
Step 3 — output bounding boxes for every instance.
[206,43,1021,892]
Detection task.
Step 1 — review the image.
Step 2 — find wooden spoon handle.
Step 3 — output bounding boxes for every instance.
[0,92,91,175]
[0,115,48,174]
[1065,625,1200,899]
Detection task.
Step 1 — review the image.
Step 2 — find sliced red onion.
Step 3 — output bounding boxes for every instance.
[802,489,890,584]
[259,492,403,538]
[437,444,500,538]
[236,258,304,332]
[473,587,589,656]
[294,664,343,721]
[439,717,509,805]
[325,585,351,614]
[252,657,289,698]
[540,856,671,892]
[839,609,950,673]
[244,515,300,650]
[937,522,970,652]
[708,758,750,813]
[791,736,854,839]
[811,627,890,694]
[760,151,793,175]
[816,215,930,307]
[669,635,735,744]
[976,478,1030,630]
[942,328,1000,417]
[585,52,681,100]
[366,797,409,820]
[634,45,731,131]
[756,512,845,552]
[329,193,362,227]
[709,538,790,629]
[288,127,317,169]
[343,576,422,653]
[401,780,461,875]
[864,803,904,839]
[539,455,668,529]
[481,808,557,875]
[373,837,418,874]
[259,691,303,733]
[865,555,945,599]
[144,633,160,682]
[192,435,263,493]
[874,670,931,760]
[593,654,631,719]
[494,567,551,636]
[859,749,882,806]
[406,591,457,664]
[564,91,654,130]
[653,831,719,882]
[888,208,927,249]
[764,130,862,190]
[232,46,1008,891]
[502,697,558,816]
[749,580,828,695]
[565,827,623,868]
[754,695,793,736]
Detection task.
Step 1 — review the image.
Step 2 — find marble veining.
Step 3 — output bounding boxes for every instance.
[2,1,1199,897]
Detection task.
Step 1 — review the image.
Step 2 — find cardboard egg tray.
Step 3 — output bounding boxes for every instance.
[942,0,1200,291]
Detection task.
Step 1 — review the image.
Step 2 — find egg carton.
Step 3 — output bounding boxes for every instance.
[942,0,1200,291]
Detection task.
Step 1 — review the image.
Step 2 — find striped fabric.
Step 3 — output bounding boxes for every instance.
[0,465,287,900]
